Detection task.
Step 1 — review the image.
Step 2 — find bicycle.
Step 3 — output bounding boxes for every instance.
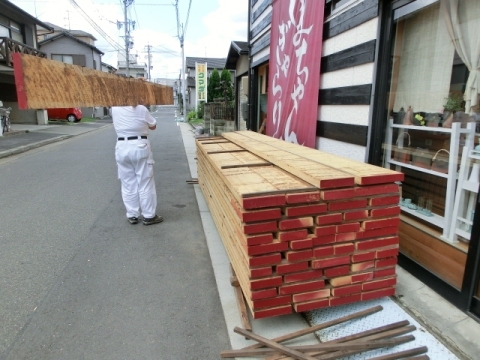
[1,106,12,133]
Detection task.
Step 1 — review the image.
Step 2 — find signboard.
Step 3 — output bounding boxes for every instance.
[266,0,325,148]
[196,62,207,106]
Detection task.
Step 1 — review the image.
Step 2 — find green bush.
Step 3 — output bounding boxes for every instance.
[187,110,197,121]
[197,102,204,119]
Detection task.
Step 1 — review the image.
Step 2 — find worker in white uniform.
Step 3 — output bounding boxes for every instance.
[112,101,163,225]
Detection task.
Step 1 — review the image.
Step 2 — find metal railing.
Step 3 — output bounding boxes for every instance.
[0,37,46,67]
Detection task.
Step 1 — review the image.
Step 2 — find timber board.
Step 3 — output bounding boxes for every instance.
[197,141,245,154]
[222,132,356,188]
[207,151,270,169]
[221,166,317,198]
[225,131,404,185]
[13,53,172,109]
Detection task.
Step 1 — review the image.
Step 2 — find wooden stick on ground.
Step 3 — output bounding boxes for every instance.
[266,320,410,360]
[241,305,383,351]
[313,325,417,360]
[221,336,415,358]
[366,346,428,360]
[234,326,317,360]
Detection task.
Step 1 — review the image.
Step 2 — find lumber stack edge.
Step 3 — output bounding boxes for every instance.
[196,131,404,319]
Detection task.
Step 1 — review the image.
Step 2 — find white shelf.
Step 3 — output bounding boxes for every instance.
[400,205,444,228]
[462,180,479,193]
[455,227,472,241]
[385,120,476,240]
[390,124,473,134]
[388,159,450,178]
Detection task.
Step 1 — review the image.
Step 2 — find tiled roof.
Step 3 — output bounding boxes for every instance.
[186,57,226,70]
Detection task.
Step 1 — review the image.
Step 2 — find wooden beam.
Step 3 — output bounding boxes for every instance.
[12,53,173,109]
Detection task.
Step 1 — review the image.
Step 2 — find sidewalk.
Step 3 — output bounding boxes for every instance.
[0,120,112,159]
[1,119,479,359]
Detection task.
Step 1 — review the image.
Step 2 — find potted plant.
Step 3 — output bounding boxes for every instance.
[442,93,464,128]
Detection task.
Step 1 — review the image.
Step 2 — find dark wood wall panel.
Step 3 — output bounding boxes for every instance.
[323,0,378,40]
[251,0,272,23]
[319,84,372,105]
[251,33,270,57]
[316,121,367,146]
[321,40,376,73]
[251,12,272,39]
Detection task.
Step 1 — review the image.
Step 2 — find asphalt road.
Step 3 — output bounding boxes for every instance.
[0,107,230,360]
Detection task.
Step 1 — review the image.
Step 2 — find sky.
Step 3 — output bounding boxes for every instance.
[9,0,248,80]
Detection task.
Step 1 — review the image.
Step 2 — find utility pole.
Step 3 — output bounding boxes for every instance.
[145,44,152,81]
[122,0,134,77]
[174,0,192,118]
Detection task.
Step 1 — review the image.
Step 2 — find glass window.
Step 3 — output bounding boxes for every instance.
[0,25,9,38]
[383,0,480,243]
[52,54,74,64]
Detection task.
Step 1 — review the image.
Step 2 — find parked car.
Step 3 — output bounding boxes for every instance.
[47,107,82,122]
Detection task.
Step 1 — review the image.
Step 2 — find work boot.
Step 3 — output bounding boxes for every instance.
[143,215,164,226]
[128,217,139,224]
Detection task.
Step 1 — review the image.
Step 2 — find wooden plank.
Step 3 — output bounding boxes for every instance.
[222,132,355,189]
[12,53,172,109]
[198,142,245,154]
[208,151,270,169]
[225,131,404,185]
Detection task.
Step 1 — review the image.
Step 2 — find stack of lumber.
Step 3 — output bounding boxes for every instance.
[196,131,404,319]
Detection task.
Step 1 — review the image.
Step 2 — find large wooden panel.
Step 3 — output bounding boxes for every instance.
[12,53,173,109]
[399,220,467,289]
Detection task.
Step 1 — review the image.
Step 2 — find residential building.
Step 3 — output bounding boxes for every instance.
[247,0,480,319]
[116,52,147,79]
[0,0,52,126]
[38,25,105,118]
[225,41,249,131]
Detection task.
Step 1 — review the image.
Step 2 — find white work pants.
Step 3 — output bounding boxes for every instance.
[115,139,157,219]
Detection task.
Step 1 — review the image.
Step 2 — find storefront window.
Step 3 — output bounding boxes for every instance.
[383,0,480,244]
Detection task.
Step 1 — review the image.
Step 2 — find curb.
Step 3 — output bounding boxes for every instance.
[0,135,72,159]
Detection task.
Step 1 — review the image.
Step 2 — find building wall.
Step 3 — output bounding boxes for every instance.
[39,37,102,70]
[248,0,380,162]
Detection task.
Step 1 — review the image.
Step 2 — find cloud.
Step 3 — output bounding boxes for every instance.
[186,0,248,58]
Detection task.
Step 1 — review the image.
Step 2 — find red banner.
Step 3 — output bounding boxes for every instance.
[266,0,325,148]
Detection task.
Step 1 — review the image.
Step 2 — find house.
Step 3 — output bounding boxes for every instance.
[38,25,105,118]
[224,41,249,131]
[246,0,480,319]
[184,57,227,111]
[116,53,147,79]
[0,0,53,126]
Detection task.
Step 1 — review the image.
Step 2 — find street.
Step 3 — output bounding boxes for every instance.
[0,107,230,360]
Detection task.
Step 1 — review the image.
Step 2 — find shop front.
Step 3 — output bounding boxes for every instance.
[247,0,480,319]
[380,0,480,319]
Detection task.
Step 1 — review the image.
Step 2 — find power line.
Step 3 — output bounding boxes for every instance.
[67,0,124,53]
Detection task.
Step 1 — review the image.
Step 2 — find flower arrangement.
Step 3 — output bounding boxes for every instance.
[415,113,425,126]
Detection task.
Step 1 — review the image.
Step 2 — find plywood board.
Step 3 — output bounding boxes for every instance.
[13,53,173,109]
